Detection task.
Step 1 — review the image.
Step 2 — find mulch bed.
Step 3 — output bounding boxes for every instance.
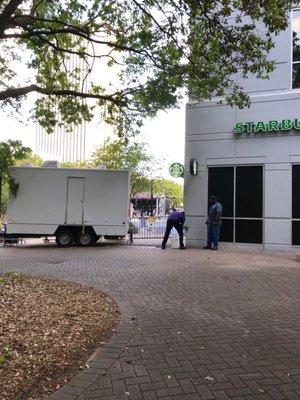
[0,272,121,400]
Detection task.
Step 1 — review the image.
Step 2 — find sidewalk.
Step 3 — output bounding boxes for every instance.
[0,244,299,399]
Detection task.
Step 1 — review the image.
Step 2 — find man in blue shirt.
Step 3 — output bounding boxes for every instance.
[203,195,222,250]
[162,208,186,249]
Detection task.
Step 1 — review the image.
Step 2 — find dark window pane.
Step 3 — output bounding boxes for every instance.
[236,166,262,218]
[292,221,300,245]
[293,63,300,89]
[235,220,262,244]
[219,219,233,242]
[293,10,300,62]
[292,165,300,218]
[208,167,234,217]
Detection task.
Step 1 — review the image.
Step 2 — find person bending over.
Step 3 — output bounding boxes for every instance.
[162,208,186,250]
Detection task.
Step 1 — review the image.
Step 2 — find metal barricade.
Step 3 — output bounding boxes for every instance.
[129,216,177,239]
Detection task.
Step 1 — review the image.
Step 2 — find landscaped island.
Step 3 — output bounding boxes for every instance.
[0,273,120,399]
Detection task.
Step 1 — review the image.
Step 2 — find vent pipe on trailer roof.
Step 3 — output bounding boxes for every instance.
[20,163,34,167]
[41,161,60,168]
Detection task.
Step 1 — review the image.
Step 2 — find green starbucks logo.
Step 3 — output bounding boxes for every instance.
[169,163,184,178]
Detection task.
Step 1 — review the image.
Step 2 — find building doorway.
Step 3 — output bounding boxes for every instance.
[292,165,300,245]
[208,166,263,244]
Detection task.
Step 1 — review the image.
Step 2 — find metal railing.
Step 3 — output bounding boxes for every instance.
[130,216,177,239]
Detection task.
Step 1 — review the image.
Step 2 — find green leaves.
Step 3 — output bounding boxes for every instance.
[0,140,33,199]
[0,0,294,135]
[153,178,183,206]
[89,137,182,201]
[0,346,12,367]
[90,138,153,196]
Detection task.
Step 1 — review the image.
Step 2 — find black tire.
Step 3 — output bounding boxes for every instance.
[76,230,96,247]
[56,230,74,247]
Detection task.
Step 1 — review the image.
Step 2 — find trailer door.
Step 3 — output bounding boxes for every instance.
[66,177,85,224]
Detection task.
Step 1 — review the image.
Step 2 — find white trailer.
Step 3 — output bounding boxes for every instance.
[3,166,129,247]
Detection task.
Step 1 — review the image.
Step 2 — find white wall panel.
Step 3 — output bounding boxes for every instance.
[184,172,208,216]
[236,96,300,123]
[238,63,290,93]
[265,219,291,245]
[264,169,291,218]
[186,139,236,165]
[185,216,207,243]
[235,135,300,163]
[186,105,235,135]
[268,17,292,62]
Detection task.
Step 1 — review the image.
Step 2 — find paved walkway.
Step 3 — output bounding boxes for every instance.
[0,243,299,400]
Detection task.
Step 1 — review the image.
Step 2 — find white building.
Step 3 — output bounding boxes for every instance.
[35,42,118,162]
[184,9,300,250]
[35,119,87,163]
[35,117,113,163]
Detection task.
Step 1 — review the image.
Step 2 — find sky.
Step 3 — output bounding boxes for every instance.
[0,37,186,181]
[136,106,186,176]
[0,103,185,180]
[0,34,186,181]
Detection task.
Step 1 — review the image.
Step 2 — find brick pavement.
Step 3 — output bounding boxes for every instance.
[0,242,299,400]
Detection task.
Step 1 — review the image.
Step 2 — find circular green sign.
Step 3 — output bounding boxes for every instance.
[169,162,184,178]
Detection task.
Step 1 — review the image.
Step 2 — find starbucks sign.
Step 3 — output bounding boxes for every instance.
[234,118,300,134]
[189,158,198,175]
[169,162,184,178]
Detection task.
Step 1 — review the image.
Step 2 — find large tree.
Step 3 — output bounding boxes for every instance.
[0,152,42,214]
[90,138,153,196]
[153,178,183,207]
[0,0,293,135]
[0,140,33,213]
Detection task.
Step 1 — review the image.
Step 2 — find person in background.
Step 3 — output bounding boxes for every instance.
[162,208,186,250]
[140,211,147,229]
[203,195,222,250]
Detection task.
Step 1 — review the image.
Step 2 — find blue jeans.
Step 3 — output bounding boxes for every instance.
[207,222,222,249]
[162,221,184,248]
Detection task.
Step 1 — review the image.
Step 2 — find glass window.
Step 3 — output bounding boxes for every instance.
[292,10,300,88]
[236,166,263,218]
[292,165,300,219]
[293,63,300,89]
[208,166,263,244]
[235,220,263,244]
[292,165,300,245]
[219,219,233,242]
[208,167,234,217]
[292,221,300,245]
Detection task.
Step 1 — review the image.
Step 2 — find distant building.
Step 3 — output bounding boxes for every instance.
[35,119,87,163]
[35,42,117,162]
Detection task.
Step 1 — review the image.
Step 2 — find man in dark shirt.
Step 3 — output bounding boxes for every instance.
[162,208,186,249]
[203,195,222,250]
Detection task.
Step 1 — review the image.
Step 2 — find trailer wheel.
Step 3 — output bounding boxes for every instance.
[56,230,74,247]
[76,230,96,247]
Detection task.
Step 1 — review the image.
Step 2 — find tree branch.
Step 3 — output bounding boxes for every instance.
[1,27,139,53]
[0,84,122,105]
[1,28,172,69]
[0,0,24,34]
[31,33,119,61]
[11,14,107,34]
[8,11,184,67]
[29,0,45,17]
